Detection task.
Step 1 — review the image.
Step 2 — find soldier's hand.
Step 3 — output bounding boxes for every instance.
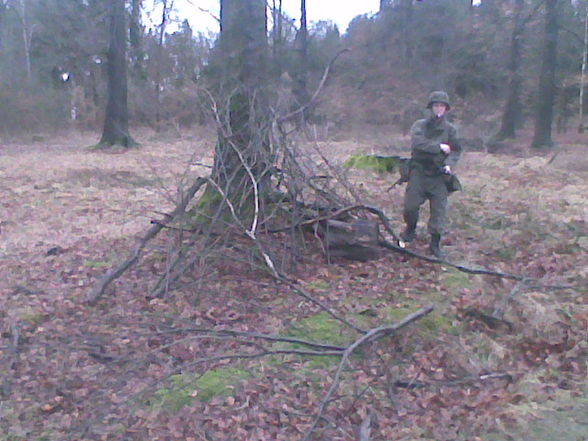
[440,143,451,154]
[442,165,451,175]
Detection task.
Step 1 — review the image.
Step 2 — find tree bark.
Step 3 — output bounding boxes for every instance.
[100,0,135,147]
[206,0,270,218]
[496,0,525,140]
[531,0,559,149]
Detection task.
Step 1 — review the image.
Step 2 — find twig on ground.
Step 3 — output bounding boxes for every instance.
[393,372,513,389]
[358,409,373,441]
[146,326,347,352]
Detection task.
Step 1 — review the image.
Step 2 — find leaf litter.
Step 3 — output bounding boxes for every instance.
[0,130,587,440]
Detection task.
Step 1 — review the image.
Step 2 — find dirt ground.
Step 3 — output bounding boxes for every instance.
[1,127,587,441]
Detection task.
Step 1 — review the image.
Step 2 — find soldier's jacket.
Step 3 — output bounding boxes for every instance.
[409,117,462,175]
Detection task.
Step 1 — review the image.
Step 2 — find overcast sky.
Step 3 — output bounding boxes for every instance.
[144,0,381,35]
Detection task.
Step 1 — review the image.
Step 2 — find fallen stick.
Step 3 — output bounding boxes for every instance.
[302,305,434,441]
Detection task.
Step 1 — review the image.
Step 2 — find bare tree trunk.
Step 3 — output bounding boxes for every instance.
[272,0,283,60]
[496,0,525,140]
[129,0,145,77]
[531,0,559,149]
[99,0,135,147]
[154,0,172,132]
[15,0,33,84]
[399,0,414,69]
[579,0,588,133]
[0,1,9,50]
[292,0,311,127]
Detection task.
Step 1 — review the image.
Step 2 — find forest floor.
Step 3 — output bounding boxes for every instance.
[1,127,587,441]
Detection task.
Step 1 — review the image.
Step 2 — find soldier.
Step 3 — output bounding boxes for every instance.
[402,91,462,258]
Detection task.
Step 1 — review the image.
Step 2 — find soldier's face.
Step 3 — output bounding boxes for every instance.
[431,103,447,118]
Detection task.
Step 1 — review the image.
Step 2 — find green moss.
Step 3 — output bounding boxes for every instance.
[343,154,402,174]
[189,185,248,226]
[152,367,251,410]
[286,312,351,346]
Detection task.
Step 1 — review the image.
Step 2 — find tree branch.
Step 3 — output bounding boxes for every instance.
[277,48,350,124]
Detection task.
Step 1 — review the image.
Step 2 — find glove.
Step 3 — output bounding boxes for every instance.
[442,165,451,175]
[440,143,451,154]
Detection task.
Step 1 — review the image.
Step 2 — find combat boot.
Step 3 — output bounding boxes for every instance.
[402,226,416,243]
[429,234,445,258]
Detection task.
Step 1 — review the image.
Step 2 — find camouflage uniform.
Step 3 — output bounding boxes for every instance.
[403,91,462,256]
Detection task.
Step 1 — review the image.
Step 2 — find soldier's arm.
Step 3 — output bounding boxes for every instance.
[444,126,462,167]
[410,120,444,155]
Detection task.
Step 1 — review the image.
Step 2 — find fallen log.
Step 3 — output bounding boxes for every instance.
[319,218,381,262]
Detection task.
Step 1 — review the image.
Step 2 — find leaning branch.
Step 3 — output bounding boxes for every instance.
[87,177,208,304]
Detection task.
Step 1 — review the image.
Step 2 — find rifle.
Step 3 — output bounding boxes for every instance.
[386,157,411,192]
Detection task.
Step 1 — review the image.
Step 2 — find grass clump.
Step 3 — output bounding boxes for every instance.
[440,267,473,290]
[384,306,459,336]
[83,259,112,268]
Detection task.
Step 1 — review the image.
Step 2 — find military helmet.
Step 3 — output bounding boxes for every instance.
[427,91,451,110]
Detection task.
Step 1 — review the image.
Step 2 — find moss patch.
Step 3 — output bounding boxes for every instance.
[152,367,251,411]
[284,312,355,368]
[286,312,352,346]
[343,154,403,174]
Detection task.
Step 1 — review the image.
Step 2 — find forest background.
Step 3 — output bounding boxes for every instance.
[0,0,585,144]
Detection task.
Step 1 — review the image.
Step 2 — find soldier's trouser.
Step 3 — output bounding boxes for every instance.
[403,171,448,236]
